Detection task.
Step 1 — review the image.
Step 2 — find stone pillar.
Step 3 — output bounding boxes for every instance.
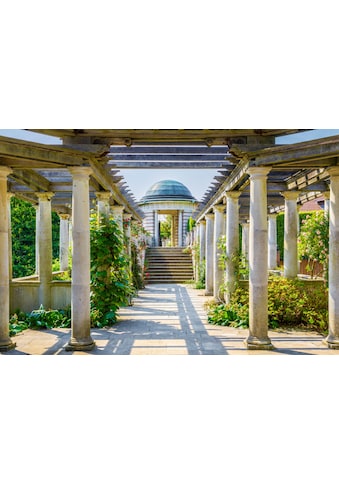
[7,193,14,281]
[0,167,15,351]
[205,213,214,296]
[66,167,95,351]
[154,210,159,246]
[281,191,300,278]
[323,190,330,215]
[268,214,278,270]
[35,204,40,275]
[245,167,273,350]
[241,221,249,262]
[324,167,339,349]
[111,204,124,232]
[225,192,241,304]
[178,210,183,247]
[59,213,70,272]
[213,205,226,299]
[199,220,206,263]
[123,213,132,259]
[35,192,55,309]
[96,191,111,218]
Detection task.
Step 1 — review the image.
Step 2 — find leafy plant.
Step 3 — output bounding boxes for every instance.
[90,213,134,327]
[298,211,329,280]
[9,305,71,336]
[207,276,328,332]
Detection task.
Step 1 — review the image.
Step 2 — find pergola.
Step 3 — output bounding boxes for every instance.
[1,129,339,352]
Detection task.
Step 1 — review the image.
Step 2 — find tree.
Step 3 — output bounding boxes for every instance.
[298,211,329,280]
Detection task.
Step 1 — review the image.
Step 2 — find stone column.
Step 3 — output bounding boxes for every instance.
[7,193,14,281]
[199,220,206,263]
[225,192,241,304]
[111,204,124,232]
[323,191,330,215]
[213,205,226,299]
[205,213,214,296]
[245,167,273,350]
[35,192,54,309]
[66,167,95,351]
[0,167,15,351]
[178,210,183,247]
[281,191,300,278]
[241,221,249,262]
[96,191,111,218]
[154,210,159,246]
[268,214,278,270]
[123,213,132,259]
[59,213,70,272]
[35,204,40,275]
[324,167,339,349]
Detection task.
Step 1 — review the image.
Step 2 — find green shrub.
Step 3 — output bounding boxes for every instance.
[9,306,71,336]
[207,276,328,332]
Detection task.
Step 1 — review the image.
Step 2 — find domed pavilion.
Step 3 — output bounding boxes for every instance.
[139,180,197,246]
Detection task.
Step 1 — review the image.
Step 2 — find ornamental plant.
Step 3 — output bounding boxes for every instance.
[90,213,133,327]
[298,211,329,280]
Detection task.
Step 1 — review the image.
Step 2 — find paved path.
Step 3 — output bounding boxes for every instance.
[2,283,338,355]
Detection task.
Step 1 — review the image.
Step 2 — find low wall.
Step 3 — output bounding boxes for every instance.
[10,281,71,314]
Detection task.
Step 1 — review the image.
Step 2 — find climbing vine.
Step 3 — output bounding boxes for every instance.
[90,213,133,327]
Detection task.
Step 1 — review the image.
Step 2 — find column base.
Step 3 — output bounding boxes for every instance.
[323,336,339,349]
[65,337,95,352]
[0,339,16,352]
[244,335,274,351]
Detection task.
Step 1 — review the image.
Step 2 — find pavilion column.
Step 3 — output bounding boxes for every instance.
[154,210,159,246]
[241,221,249,262]
[96,191,111,218]
[0,167,15,352]
[35,191,55,309]
[324,167,339,349]
[35,204,40,275]
[225,192,241,304]
[66,167,95,351]
[323,190,330,215]
[205,213,214,296]
[199,220,206,263]
[213,205,226,299]
[123,213,132,259]
[268,214,278,270]
[7,193,14,281]
[111,205,124,232]
[59,213,70,272]
[245,167,273,350]
[282,191,300,278]
[178,210,183,247]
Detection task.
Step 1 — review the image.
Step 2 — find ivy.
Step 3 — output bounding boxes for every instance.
[90,213,133,327]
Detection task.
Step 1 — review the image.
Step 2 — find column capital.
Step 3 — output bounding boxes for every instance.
[95,191,111,201]
[35,191,55,201]
[213,204,225,213]
[0,166,13,179]
[123,213,132,221]
[268,213,277,219]
[323,191,330,200]
[205,212,215,220]
[200,219,206,226]
[280,191,300,200]
[226,191,242,200]
[247,166,271,178]
[326,166,339,177]
[68,166,93,177]
[59,212,71,221]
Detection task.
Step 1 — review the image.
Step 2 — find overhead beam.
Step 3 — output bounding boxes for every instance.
[108,161,234,169]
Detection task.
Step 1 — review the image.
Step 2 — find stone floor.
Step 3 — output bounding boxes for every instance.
[2,283,339,355]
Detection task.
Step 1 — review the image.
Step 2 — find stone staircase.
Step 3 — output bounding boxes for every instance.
[145,247,194,284]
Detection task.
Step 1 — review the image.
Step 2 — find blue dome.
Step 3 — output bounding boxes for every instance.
[140,180,196,203]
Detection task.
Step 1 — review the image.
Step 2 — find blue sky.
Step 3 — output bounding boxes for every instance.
[0,129,338,201]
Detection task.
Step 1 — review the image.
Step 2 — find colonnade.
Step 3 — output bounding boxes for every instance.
[190,166,339,350]
[0,166,134,352]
